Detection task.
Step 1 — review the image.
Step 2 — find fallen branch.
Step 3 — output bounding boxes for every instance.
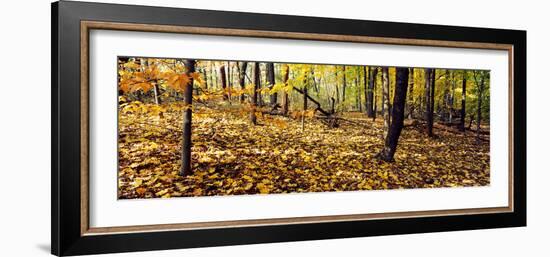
[292,87,332,116]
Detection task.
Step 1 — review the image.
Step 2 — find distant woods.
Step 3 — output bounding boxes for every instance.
[118,58,490,173]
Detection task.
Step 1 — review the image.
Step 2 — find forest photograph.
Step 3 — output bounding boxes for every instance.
[117,57,491,199]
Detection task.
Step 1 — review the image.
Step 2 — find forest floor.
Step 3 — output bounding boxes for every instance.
[117,101,490,199]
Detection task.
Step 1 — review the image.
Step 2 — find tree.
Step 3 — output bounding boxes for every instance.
[180,59,196,176]
[281,64,290,115]
[363,66,369,114]
[425,68,435,137]
[238,62,248,103]
[342,66,347,103]
[302,73,308,131]
[144,59,162,105]
[407,68,415,119]
[377,67,409,161]
[356,76,362,112]
[473,70,488,143]
[381,67,390,138]
[334,68,340,105]
[459,71,467,132]
[210,62,217,89]
[446,70,455,123]
[250,62,260,125]
[220,64,229,101]
[366,66,378,118]
[227,61,232,89]
[201,66,208,93]
[266,62,277,106]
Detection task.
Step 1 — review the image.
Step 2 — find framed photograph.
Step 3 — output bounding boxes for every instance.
[52,1,526,255]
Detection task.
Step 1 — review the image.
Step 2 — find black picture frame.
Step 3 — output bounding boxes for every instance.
[52,1,526,256]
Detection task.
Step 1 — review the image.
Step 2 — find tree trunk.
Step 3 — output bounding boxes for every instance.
[220,65,228,101]
[372,68,382,121]
[382,67,390,138]
[425,68,434,137]
[201,68,208,92]
[476,72,485,144]
[302,85,308,131]
[282,64,290,115]
[311,69,320,96]
[250,62,260,125]
[366,67,378,118]
[210,62,217,89]
[342,66,347,104]
[227,61,232,88]
[430,69,436,134]
[180,59,196,176]
[227,62,232,101]
[448,70,455,123]
[334,68,340,105]
[303,86,308,111]
[266,62,277,106]
[356,77,361,112]
[443,69,451,121]
[407,68,414,119]
[364,66,369,114]
[377,67,409,162]
[380,73,384,117]
[146,58,161,105]
[238,62,248,103]
[153,84,161,105]
[460,71,467,132]
[258,63,264,107]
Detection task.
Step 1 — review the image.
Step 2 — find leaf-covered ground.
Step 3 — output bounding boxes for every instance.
[118,102,490,199]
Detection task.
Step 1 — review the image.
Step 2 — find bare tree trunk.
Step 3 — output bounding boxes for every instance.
[227,62,232,101]
[364,66,369,114]
[425,68,435,137]
[443,69,451,122]
[311,69,320,96]
[342,66,347,104]
[282,64,290,116]
[475,72,485,144]
[210,62,216,89]
[250,62,260,125]
[153,84,160,105]
[407,68,415,119]
[448,71,455,123]
[334,68,340,105]
[366,67,377,117]
[380,73,384,117]
[430,69,436,133]
[220,65,228,101]
[258,63,264,107]
[372,68,382,121]
[201,68,208,92]
[355,77,361,111]
[460,71,467,132]
[180,59,196,176]
[302,85,307,132]
[377,67,409,162]
[227,61,232,88]
[266,62,277,106]
[146,58,161,105]
[382,67,390,139]
[303,86,308,111]
[238,62,248,103]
